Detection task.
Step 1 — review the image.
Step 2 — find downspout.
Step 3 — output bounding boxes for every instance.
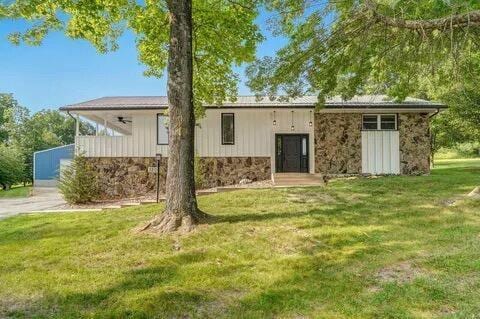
[66,110,79,135]
[428,108,440,119]
[66,110,75,121]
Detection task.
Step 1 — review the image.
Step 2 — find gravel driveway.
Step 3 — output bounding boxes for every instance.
[0,187,66,220]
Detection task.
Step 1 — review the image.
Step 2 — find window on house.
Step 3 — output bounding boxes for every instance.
[221,113,235,145]
[362,115,378,130]
[362,114,397,130]
[157,114,169,145]
[380,115,396,130]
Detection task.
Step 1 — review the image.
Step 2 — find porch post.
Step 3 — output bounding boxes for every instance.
[103,118,108,136]
[75,115,80,136]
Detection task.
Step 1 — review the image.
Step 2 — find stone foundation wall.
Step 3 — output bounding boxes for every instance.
[86,157,167,199]
[398,113,431,175]
[198,157,271,188]
[314,113,362,174]
[87,156,271,199]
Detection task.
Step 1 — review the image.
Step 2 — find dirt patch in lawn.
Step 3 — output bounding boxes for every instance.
[195,289,247,317]
[0,295,42,318]
[286,192,337,204]
[437,305,457,316]
[438,198,457,207]
[367,261,427,293]
[375,261,424,284]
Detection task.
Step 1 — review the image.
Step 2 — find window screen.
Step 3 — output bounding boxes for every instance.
[380,115,396,130]
[363,114,397,130]
[362,115,378,130]
[157,115,169,145]
[221,113,235,145]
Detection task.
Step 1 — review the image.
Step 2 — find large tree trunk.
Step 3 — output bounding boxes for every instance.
[142,0,208,233]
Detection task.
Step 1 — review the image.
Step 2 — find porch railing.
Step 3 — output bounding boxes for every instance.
[75,136,135,157]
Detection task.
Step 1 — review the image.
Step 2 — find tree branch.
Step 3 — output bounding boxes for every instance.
[364,0,480,31]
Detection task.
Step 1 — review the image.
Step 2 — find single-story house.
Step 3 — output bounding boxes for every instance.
[60,95,445,198]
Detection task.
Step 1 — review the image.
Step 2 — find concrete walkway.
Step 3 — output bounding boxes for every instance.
[0,187,67,220]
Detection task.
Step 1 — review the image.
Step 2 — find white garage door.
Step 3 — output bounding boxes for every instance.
[361,130,400,175]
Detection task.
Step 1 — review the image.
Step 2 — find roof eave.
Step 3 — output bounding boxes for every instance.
[60,103,446,111]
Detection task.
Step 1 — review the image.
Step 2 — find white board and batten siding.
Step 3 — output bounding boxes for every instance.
[76,108,401,176]
[76,109,313,159]
[160,109,273,157]
[361,131,400,175]
[75,135,135,157]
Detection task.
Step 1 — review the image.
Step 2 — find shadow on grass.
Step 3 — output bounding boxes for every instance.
[4,202,471,318]
[6,252,210,318]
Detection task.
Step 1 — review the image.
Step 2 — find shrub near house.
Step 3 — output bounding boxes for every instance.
[58,154,99,204]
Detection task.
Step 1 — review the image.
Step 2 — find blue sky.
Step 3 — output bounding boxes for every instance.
[0,11,286,113]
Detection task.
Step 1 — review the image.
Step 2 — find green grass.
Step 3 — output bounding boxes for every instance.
[0,185,32,199]
[435,148,480,160]
[1,159,480,318]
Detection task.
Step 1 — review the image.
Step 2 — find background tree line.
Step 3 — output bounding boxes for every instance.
[0,93,92,189]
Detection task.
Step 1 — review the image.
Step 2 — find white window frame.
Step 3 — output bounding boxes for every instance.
[362,114,397,131]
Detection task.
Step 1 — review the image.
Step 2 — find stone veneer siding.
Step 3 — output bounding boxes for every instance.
[314,113,362,175]
[198,157,271,188]
[87,156,270,199]
[314,112,431,176]
[398,113,431,175]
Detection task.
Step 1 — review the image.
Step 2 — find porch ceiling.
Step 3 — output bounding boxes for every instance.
[73,110,133,135]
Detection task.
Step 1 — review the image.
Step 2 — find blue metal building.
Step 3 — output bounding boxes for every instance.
[33,144,75,187]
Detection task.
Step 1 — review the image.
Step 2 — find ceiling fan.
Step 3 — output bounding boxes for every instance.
[117,116,132,124]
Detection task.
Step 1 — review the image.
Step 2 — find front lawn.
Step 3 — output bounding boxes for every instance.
[1,159,479,318]
[0,185,31,199]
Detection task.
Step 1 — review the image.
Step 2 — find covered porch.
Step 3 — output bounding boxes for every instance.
[72,110,132,156]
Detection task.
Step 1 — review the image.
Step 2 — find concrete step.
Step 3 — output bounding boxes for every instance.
[273,173,325,187]
[274,184,324,188]
[274,177,323,182]
[274,178,324,182]
[274,173,323,178]
[274,180,324,184]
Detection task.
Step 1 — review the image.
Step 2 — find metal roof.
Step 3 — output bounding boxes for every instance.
[60,95,446,111]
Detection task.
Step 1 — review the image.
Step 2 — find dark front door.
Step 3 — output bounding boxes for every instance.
[276,134,309,173]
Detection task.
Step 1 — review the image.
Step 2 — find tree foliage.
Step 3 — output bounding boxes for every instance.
[0,94,94,182]
[58,153,99,204]
[431,82,480,151]
[247,0,480,105]
[423,53,480,151]
[1,0,263,115]
[0,144,25,190]
[0,93,28,144]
